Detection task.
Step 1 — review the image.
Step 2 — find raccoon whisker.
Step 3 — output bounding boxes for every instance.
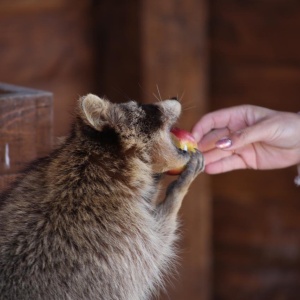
[152,92,161,102]
[182,105,197,112]
[170,91,185,103]
[179,90,185,103]
[181,99,197,110]
[156,84,163,102]
[138,83,162,103]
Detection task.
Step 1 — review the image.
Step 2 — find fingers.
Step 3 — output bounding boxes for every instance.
[203,142,257,173]
[192,105,249,142]
[192,105,274,143]
[203,147,231,165]
[192,105,279,174]
[204,122,271,172]
[205,154,248,174]
[198,128,230,152]
[216,120,275,152]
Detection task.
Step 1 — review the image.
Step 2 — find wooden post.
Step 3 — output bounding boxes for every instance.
[89,1,211,298]
[210,1,300,298]
[0,83,53,191]
[140,1,211,299]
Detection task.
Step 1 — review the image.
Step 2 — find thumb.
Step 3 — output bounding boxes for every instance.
[215,122,270,151]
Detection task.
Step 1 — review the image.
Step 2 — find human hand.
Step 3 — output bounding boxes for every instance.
[192,105,300,174]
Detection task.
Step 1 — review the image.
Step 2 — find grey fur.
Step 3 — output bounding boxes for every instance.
[0,95,204,300]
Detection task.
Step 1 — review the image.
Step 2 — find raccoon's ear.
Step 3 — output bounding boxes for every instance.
[80,94,111,129]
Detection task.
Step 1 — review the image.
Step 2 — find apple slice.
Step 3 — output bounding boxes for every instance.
[166,127,198,175]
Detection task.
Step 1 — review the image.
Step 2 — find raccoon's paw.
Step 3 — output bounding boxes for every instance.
[166,150,204,196]
[180,149,204,181]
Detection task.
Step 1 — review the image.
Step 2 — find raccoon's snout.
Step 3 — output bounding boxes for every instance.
[157,100,181,124]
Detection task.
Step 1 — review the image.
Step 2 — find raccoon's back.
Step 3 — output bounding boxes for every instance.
[0,169,165,299]
[0,203,164,300]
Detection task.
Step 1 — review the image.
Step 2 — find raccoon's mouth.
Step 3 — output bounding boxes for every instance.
[169,127,197,153]
[166,127,198,175]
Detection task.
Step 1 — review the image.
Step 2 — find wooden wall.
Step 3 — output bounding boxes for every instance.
[140,2,211,299]
[0,0,95,136]
[0,1,211,299]
[2,0,300,299]
[94,1,212,299]
[0,84,53,191]
[210,1,300,299]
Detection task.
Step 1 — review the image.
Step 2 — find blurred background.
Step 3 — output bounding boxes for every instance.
[0,0,300,299]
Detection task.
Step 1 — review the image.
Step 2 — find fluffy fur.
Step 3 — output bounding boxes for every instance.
[0,95,204,300]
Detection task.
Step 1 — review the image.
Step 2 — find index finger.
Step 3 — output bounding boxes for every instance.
[191,105,272,142]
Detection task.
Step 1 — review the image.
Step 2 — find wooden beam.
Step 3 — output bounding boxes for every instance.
[140,1,211,299]
[211,0,300,298]
[0,83,53,191]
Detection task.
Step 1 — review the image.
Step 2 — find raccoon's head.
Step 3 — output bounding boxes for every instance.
[78,94,191,174]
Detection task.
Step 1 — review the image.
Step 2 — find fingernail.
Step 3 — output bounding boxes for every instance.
[215,137,232,149]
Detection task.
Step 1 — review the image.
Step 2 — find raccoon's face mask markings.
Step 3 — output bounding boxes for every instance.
[79,94,188,173]
[138,104,163,136]
[120,99,187,173]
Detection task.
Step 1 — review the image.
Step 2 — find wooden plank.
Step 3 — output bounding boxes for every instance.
[211,0,300,299]
[0,83,53,190]
[92,0,142,102]
[211,0,300,63]
[141,1,211,299]
[0,0,88,14]
[213,170,300,300]
[212,63,300,111]
[0,2,94,136]
[0,1,211,298]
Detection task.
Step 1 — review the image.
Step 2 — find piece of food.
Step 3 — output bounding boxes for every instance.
[166,127,198,175]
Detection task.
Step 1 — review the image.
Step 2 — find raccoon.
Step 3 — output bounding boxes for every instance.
[0,94,204,300]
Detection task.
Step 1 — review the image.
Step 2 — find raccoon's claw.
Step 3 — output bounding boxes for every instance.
[182,150,204,177]
[166,150,204,196]
[193,149,205,173]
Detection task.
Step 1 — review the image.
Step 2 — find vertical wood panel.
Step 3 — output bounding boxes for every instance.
[211,0,300,299]
[141,1,211,299]
[0,1,211,298]
[0,0,95,136]
[91,0,142,102]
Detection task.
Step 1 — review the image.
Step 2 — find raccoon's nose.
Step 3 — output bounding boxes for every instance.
[158,99,182,119]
